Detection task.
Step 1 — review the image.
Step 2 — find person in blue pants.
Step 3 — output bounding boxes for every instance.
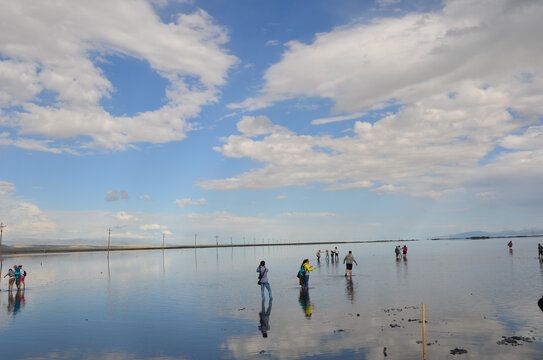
[257,261,272,301]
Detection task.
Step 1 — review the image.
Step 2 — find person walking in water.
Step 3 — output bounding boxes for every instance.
[343,251,358,277]
[14,265,22,290]
[402,245,408,259]
[334,247,339,261]
[18,265,26,290]
[3,267,15,291]
[298,259,315,289]
[394,246,401,260]
[538,244,543,259]
[316,250,321,262]
[257,261,272,301]
[507,240,513,252]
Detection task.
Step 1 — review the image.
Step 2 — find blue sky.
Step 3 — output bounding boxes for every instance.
[1,0,543,245]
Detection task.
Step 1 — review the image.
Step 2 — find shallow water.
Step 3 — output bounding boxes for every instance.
[1,238,542,359]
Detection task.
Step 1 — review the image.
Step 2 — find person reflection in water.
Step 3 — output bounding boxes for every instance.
[345,277,355,303]
[7,289,25,316]
[258,299,272,338]
[299,288,312,318]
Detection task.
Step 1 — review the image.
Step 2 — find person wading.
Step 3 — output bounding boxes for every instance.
[343,251,358,277]
[257,260,272,301]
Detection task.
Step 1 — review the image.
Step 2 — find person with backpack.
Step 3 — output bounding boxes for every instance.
[18,265,26,289]
[257,260,272,301]
[298,259,315,289]
[14,265,22,290]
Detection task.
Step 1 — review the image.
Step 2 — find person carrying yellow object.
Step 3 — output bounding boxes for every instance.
[297,259,315,289]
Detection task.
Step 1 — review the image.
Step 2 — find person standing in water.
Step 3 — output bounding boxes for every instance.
[508,240,513,252]
[538,244,543,259]
[316,250,321,262]
[343,251,358,277]
[14,265,22,290]
[402,245,408,259]
[395,246,401,260]
[257,261,272,301]
[18,265,26,290]
[334,247,339,261]
[299,259,315,289]
[3,267,15,291]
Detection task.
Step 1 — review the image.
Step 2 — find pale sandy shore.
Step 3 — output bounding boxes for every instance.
[0,239,415,255]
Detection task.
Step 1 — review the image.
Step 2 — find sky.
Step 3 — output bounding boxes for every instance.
[1,0,543,245]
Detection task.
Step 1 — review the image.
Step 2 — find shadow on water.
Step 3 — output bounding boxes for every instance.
[258,299,272,338]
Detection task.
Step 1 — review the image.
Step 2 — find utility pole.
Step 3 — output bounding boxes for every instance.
[162,232,165,249]
[108,228,112,251]
[215,235,219,247]
[194,233,197,248]
[0,222,6,255]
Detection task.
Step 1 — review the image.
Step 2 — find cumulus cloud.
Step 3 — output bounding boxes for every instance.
[105,190,119,202]
[139,194,152,201]
[106,190,129,202]
[0,0,237,152]
[205,0,543,201]
[173,197,207,208]
[231,0,543,113]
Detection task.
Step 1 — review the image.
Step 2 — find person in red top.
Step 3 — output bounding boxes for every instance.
[402,245,408,259]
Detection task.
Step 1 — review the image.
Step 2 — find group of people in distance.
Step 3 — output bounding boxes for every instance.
[3,265,27,292]
[315,247,340,262]
[394,245,408,260]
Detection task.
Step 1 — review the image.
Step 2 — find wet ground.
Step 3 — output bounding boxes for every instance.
[1,238,542,359]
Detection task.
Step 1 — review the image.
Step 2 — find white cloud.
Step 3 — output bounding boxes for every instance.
[139,194,152,201]
[173,197,207,208]
[0,181,58,238]
[275,194,288,200]
[0,180,16,196]
[266,40,280,46]
[140,224,167,231]
[231,0,543,113]
[311,112,366,125]
[115,211,141,222]
[207,0,543,201]
[0,0,237,151]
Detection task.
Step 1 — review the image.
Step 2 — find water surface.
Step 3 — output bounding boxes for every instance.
[1,238,542,359]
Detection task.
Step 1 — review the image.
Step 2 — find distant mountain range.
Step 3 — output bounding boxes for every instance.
[443,229,543,239]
